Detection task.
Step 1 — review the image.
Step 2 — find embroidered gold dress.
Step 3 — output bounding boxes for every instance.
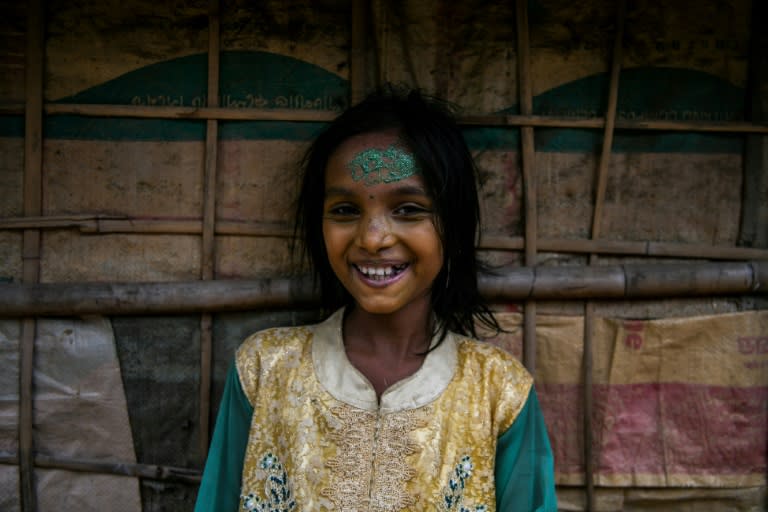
[195,309,557,512]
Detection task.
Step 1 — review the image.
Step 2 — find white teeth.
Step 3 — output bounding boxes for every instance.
[357,265,403,280]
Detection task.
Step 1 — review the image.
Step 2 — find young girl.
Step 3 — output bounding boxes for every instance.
[195,88,557,511]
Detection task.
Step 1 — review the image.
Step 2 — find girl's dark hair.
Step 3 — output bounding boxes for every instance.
[295,85,501,341]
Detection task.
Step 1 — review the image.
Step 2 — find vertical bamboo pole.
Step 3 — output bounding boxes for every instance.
[350,0,367,105]
[373,0,388,87]
[199,0,220,464]
[740,0,768,255]
[20,1,44,510]
[583,2,626,509]
[515,0,538,374]
[589,2,625,243]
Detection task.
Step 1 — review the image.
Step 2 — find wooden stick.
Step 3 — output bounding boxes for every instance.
[463,114,768,133]
[198,0,220,464]
[516,0,538,375]
[3,216,768,260]
[516,0,537,263]
[0,452,201,484]
[375,0,389,86]
[350,0,367,105]
[37,102,768,133]
[19,319,35,510]
[739,0,768,251]
[583,3,626,506]
[481,235,768,260]
[0,103,24,115]
[0,214,123,230]
[590,0,625,243]
[44,103,339,121]
[202,34,220,281]
[198,312,213,462]
[1,262,763,316]
[582,301,596,501]
[20,1,44,510]
[611,118,768,133]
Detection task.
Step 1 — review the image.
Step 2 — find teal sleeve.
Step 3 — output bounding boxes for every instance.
[194,362,254,512]
[495,387,558,511]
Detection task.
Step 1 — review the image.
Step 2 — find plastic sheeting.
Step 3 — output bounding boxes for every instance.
[0,317,141,512]
[486,310,767,510]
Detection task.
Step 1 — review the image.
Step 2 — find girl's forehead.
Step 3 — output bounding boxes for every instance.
[334,131,403,160]
[327,131,421,188]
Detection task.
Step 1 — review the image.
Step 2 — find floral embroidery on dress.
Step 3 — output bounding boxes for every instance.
[240,453,296,512]
[440,456,487,512]
[321,405,428,511]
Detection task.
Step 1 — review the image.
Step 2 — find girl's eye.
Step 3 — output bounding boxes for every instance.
[326,204,359,217]
[393,203,431,217]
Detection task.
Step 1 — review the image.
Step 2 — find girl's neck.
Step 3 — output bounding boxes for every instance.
[343,300,433,359]
[342,300,434,399]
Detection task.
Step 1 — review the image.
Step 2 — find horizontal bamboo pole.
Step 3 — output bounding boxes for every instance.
[3,102,767,133]
[0,214,124,230]
[463,115,768,134]
[0,262,764,317]
[0,103,23,115]
[44,103,338,122]
[480,261,767,301]
[481,235,768,260]
[0,452,200,484]
[0,216,292,236]
[612,119,768,133]
[0,277,313,316]
[3,215,768,261]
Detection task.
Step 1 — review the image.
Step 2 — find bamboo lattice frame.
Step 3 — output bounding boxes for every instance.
[1,1,766,511]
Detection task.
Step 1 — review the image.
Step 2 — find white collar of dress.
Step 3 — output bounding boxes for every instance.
[310,308,458,413]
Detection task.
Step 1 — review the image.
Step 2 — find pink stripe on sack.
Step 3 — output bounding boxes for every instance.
[537,383,767,477]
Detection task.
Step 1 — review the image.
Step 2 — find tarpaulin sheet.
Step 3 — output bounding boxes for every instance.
[488,310,768,489]
[0,317,141,512]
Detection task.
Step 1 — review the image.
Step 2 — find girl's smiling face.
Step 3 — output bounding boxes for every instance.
[322,132,443,316]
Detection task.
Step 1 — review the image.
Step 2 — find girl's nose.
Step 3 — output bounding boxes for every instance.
[357,215,395,253]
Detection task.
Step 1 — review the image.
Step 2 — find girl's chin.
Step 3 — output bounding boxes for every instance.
[351,301,402,316]
[350,295,431,318]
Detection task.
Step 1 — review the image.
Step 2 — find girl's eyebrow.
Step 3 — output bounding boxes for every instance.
[324,186,355,198]
[391,185,429,196]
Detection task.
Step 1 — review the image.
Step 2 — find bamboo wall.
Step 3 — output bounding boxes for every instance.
[0,1,766,511]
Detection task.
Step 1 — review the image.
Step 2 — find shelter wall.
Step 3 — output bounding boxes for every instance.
[0,1,766,511]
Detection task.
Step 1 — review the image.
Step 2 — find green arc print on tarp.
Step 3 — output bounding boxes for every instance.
[464,67,744,153]
[3,51,349,142]
[0,54,744,153]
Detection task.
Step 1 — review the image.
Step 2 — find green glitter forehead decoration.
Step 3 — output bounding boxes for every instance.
[346,143,421,186]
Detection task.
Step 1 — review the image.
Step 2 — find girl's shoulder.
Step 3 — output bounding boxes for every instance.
[453,335,532,386]
[234,324,316,399]
[235,324,314,364]
[235,309,345,369]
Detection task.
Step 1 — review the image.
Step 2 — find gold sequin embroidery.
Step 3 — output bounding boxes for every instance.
[322,404,429,511]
